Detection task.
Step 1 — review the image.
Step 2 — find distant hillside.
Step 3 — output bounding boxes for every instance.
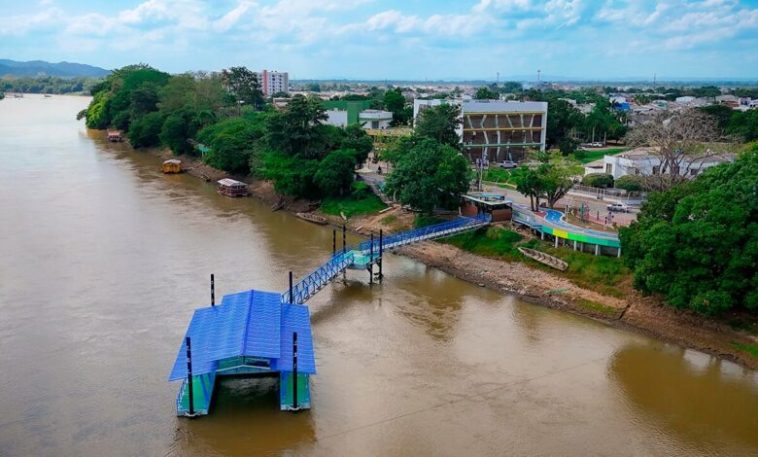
[0,59,110,78]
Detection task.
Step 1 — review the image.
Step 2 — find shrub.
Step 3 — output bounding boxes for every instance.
[582,173,614,188]
[615,175,644,192]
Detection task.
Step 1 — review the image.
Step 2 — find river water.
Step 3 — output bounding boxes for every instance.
[0,95,756,457]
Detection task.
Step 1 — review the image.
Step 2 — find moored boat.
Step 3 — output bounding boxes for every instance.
[295,212,328,225]
[517,247,568,271]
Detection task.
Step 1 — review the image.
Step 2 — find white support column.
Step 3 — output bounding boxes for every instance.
[554,236,559,248]
[573,240,577,251]
[595,244,600,256]
[617,247,621,258]
[541,231,545,240]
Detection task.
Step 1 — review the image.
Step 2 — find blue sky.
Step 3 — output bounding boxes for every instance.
[1,0,757,80]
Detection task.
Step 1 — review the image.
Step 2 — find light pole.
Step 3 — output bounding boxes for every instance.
[237,100,244,116]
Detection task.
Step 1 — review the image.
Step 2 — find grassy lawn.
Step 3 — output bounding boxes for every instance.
[575,147,628,164]
[535,245,629,297]
[442,226,524,261]
[576,298,619,317]
[321,193,386,218]
[442,226,630,297]
[732,342,758,358]
[482,167,513,184]
[414,214,446,228]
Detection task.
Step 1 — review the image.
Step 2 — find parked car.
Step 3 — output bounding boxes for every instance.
[607,202,630,213]
[499,160,518,169]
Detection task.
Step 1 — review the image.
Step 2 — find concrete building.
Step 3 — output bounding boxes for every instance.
[413,99,548,162]
[259,70,289,97]
[588,147,735,180]
[324,109,349,128]
[461,100,548,163]
[359,109,393,129]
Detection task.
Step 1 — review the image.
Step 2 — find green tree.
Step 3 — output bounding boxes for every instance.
[259,151,319,197]
[619,150,758,315]
[222,66,264,110]
[727,109,758,142]
[474,86,499,100]
[414,104,461,149]
[197,113,269,174]
[339,124,373,165]
[314,149,357,196]
[384,138,471,213]
[511,165,544,210]
[265,94,328,158]
[127,111,164,148]
[545,99,582,149]
[383,88,411,126]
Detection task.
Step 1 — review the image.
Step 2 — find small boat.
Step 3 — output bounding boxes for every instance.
[271,198,285,212]
[161,159,182,174]
[517,247,568,271]
[296,212,328,225]
[107,130,123,142]
[44,94,52,98]
[217,178,249,197]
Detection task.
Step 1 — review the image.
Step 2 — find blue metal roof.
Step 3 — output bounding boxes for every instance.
[243,290,281,359]
[169,289,314,381]
[274,304,316,374]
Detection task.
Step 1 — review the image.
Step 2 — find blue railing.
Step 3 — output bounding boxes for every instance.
[358,214,491,254]
[281,251,355,304]
[281,215,491,305]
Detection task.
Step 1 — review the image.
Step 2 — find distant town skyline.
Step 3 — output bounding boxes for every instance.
[2,0,758,80]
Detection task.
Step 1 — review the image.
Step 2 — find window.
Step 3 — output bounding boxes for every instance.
[605,163,612,174]
[652,165,660,175]
[690,168,699,176]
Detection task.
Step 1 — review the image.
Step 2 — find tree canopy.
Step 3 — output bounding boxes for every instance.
[474,86,499,100]
[619,150,757,315]
[511,153,578,210]
[384,138,471,213]
[222,66,264,110]
[414,104,461,149]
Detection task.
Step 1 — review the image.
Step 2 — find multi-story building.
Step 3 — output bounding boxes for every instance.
[413,99,548,162]
[461,100,547,163]
[258,70,289,97]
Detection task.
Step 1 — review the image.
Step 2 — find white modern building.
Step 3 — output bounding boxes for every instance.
[585,147,735,179]
[324,109,348,128]
[413,99,548,161]
[258,70,289,97]
[359,109,393,129]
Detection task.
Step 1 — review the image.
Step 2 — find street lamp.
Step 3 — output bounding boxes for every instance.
[237,100,245,116]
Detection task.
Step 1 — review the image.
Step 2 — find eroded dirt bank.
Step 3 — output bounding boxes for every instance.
[150,147,758,370]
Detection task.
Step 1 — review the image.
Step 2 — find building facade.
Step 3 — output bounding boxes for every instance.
[359,109,393,129]
[461,100,547,163]
[589,147,735,180]
[413,99,548,162]
[259,70,289,97]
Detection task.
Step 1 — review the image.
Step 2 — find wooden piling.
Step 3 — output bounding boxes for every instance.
[210,274,215,306]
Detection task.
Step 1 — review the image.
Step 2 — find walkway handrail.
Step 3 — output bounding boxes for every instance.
[358,214,491,254]
[281,214,491,305]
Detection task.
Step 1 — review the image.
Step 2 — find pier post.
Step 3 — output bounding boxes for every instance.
[378,229,383,283]
[185,337,195,416]
[292,332,298,410]
[332,230,336,256]
[342,225,347,281]
[369,233,374,286]
[210,274,215,307]
[289,271,293,303]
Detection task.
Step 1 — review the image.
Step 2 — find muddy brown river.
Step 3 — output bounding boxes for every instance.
[0,95,756,456]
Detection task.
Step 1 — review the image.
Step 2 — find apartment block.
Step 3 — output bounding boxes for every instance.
[259,70,289,97]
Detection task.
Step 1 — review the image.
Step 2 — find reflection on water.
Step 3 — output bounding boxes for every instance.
[610,344,758,450]
[1,95,757,457]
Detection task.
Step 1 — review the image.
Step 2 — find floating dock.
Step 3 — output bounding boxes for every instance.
[169,214,491,417]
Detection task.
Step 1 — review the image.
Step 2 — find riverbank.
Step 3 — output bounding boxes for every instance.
[144,144,757,370]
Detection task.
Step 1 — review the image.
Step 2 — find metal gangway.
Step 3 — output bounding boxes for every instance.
[281,214,491,304]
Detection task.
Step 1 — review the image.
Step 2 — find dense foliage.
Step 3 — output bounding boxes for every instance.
[582,173,614,188]
[699,105,758,142]
[384,137,471,213]
[619,150,758,315]
[1,76,100,94]
[511,153,578,209]
[414,103,462,149]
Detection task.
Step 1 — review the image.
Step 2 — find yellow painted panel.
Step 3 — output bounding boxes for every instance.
[553,229,569,239]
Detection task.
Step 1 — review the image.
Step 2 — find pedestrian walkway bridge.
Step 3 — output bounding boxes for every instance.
[169,214,491,417]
